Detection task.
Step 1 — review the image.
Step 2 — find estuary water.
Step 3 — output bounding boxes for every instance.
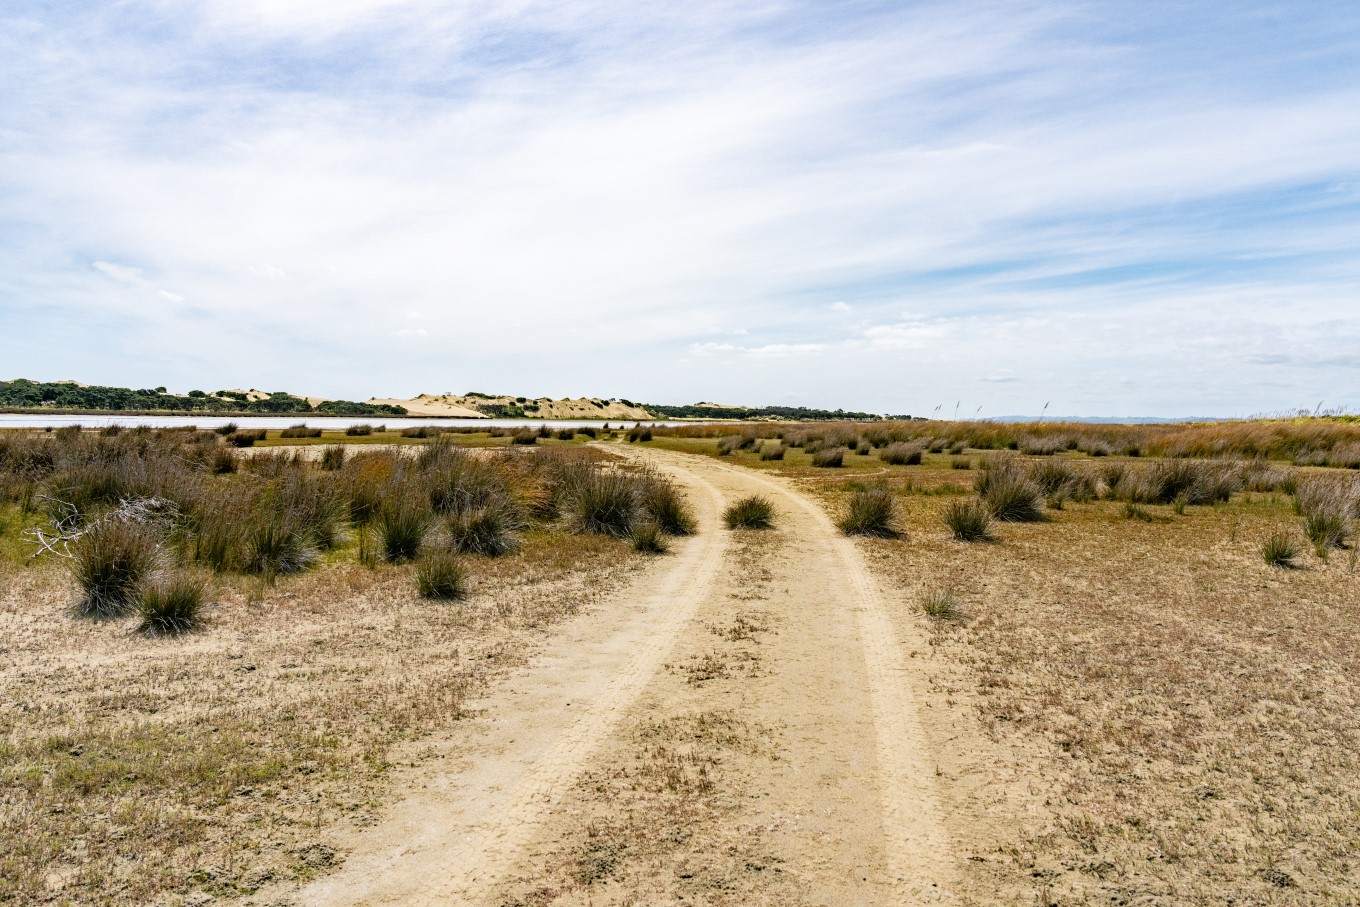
[0,414,693,431]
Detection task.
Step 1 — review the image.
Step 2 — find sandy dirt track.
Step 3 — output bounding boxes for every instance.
[274,447,957,905]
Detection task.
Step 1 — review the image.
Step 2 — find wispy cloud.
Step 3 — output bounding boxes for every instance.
[0,1,1357,413]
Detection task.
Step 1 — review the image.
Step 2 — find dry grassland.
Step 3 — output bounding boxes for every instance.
[660,434,1360,904]
[0,438,643,906]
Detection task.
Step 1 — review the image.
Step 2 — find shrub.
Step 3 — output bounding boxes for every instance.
[511,430,538,445]
[214,422,239,436]
[401,426,432,439]
[417,550,468,599]
[724,495,775,529]
[227,429,266,448]
[811,447,846,468]
[631,520,670,553]
[1261,532,1301,569]
[759,441,785,461]
[717,435,744,456]
[72,520,159,617]
[320,445,347,471]
[557,428,576,440]
[375,495,432,562]
[837,484,898,536]
[919,587,961,620]
[136,572,207,635]
[880,442,924,466]
[976,456,1043,522]
[577,426,598,439]
[279,424,322,439]
[943,499,991,541]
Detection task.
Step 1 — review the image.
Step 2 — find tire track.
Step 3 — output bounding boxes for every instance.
[286,457,729,906]
[624,449,958,902]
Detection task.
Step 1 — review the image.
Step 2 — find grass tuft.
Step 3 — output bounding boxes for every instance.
[631,520,670,553]
[1261,531,1301,569]
[811,447,846,468]
[136,571,207,635]
[976,456,1044,522]
[72,520,159,618]
[919,587,962,620]
[723,495,775,530]
[837,483,899,537]
[416,549,468,599]
[943,499,992,541]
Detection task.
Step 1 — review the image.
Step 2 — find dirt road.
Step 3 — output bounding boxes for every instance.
[274,447,957,905]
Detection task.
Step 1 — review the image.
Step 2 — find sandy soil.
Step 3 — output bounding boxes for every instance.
[365,395,655,421]
[259,446,1004,906]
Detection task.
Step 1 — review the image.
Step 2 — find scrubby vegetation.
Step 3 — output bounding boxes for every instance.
[0,427,694,612]
[0,378,406,415]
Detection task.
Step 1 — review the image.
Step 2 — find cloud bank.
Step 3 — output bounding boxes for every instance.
[1,0,1357,415]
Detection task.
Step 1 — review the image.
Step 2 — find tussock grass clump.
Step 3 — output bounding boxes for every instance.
[837,483,899,537]
[345,423,374,436]
[563,469,642,537]
[1122,459,1243,506]
[880,442,925,466]
[951,457,972,470]
[213,422,239,436]
[447,499,524,556]
[511,430,538,445]
[227,429,266,448]
[1295,477,1355,555]
[943,499,992,541]
[1124,502,1154,522]
[631,520,670,553]
[416,550,468,599]
[919,587,961,620]
[723,495,775,530]
[1261,532,1301,569]
[279,424,322,439]
[975,456,1044,522]
[72,520,160,617]
[717,435,744,456]
[759,441,785,461]
[811,447,846,468]
[375,495,432,562]
[244,518,316,579]
[641,474,696,535]
[320,445,347,471]
[136,572,207,635]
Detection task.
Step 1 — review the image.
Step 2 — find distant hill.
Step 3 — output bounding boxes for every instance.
[0,379,406,417]
[0,378,903,422]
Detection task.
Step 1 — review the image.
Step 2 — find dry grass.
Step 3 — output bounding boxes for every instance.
[783,457,1360,904]
[0,511,639,905]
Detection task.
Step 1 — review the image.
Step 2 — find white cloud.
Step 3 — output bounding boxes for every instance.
[92,261,144,284]
[1,1,1357,414]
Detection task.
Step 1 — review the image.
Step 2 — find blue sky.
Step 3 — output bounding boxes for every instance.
[1,0,1358,416]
